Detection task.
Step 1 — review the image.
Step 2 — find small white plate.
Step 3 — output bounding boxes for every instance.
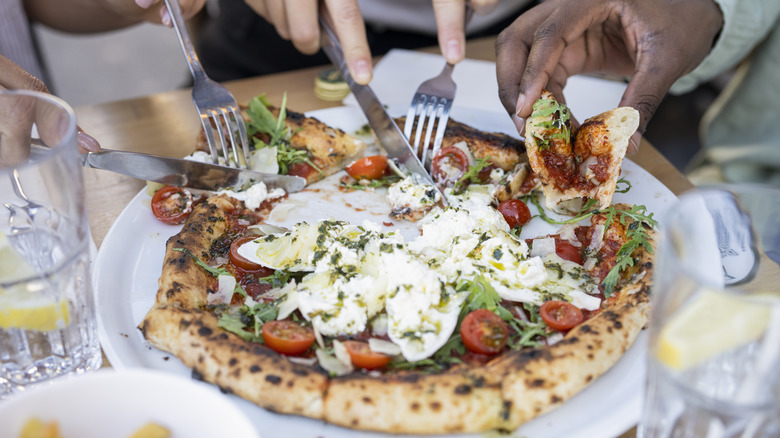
[0,369,260,438]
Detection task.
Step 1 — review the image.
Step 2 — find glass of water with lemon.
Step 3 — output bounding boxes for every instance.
[0,90,101,396]
[639,185,780,437]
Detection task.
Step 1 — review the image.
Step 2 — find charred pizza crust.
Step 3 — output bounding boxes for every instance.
[140,196,654,434]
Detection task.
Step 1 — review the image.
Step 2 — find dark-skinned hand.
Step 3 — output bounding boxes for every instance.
[495,0,723,153]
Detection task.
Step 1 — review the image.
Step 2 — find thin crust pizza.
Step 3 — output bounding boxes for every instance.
[524,90,639,215]
[140,98,657,434]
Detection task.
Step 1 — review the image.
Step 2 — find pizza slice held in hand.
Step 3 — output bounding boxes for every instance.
[524,90,639,215]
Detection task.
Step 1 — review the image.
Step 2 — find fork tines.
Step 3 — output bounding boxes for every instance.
[200,105,251,168]
[404,95,452,169]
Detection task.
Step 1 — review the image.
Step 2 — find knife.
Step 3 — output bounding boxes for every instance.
[318,11,447,204]
[80,148,306,193]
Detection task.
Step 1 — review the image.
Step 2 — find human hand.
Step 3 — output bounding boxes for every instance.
[433,0,498,64]
[132,0,206,25]
[243,0,372,84]
[495,0,723,153]
[0,55,100,165]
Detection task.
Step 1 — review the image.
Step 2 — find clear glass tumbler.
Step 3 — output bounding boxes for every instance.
[0,90,101,397]
[639,185,780,438]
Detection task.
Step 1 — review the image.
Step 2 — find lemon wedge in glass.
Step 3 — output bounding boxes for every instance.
[0,232,70,331]
[656,289,771,371]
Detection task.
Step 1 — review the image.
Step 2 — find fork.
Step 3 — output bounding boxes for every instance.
[403,5,473,170]
[163,0,250,168]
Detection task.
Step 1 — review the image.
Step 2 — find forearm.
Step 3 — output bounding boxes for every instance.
[23,0,148,33]
[671,0,780,93]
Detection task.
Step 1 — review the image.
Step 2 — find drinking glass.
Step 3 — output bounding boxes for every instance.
[639,185,780,438]
[0,89,101,397]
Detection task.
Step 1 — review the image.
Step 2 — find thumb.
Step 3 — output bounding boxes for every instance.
[618,67,675,144]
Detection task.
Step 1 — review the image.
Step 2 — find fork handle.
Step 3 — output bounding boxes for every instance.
[163,0,207,81]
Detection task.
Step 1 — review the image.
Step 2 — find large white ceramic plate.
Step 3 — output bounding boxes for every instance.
[0,369,260,438]
[93,105,677,438]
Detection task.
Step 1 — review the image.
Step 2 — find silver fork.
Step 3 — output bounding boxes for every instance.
[163,0,250,168]
[403,5,473,170]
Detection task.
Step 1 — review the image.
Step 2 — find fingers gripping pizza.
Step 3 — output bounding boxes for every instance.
[140,96,656,434]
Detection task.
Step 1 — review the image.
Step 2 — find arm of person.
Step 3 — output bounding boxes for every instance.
[495,0,724,152]
[23,0,205,33]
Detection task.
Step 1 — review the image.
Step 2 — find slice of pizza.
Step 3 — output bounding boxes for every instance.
[524,90,639,214]
[195,95,366,185]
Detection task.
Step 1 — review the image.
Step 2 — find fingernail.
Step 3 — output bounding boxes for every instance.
[512,114,526,137]
[353,60,371,84]
[446,39,462,63]
[77,131,101,153]
[135,0,154,8]
[161,9,171,27]
[515,94,527,118]
[629,132,641,154]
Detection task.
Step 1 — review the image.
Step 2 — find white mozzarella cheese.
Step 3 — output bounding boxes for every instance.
[217,182,285,211]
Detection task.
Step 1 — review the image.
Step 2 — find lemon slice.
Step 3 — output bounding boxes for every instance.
[656,289,771,370]
[0,290,71,331]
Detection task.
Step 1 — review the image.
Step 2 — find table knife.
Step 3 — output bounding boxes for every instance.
[318,11,447,204]
[81,149,306,193]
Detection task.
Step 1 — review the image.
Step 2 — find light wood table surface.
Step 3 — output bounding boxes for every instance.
[76,36,693,438]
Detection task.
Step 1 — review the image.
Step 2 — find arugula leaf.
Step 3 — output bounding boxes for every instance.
[530,98,571,150]
[600,205,656,296]
[615,177,632,194]
[244,93,322,176]
[526,194,597,225]
[451,156,492,195]
[218,311,263,343]
[173,247,231,277]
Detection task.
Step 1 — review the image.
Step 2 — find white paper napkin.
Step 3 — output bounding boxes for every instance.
[344,48,629,122]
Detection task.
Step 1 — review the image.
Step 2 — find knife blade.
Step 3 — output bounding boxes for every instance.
[81,149,306,193]
[318,11,447,204]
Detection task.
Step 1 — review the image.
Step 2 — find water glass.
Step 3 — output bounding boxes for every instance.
[0,89,101,397]
[639,185,780,438]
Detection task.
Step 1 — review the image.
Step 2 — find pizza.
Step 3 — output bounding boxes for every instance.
[194,95,367,185]
[139,97,657,434]
[524,90,639,214]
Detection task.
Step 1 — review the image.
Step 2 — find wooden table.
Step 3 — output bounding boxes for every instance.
[75,36,693,438]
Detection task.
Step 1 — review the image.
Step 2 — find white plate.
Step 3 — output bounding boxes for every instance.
[0,369,260,438]
[93,105,677,438]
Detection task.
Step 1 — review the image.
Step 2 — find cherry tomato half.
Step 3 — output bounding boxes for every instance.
[555,240,583,265]
[287,162,317,180]
[497,199,532,229]
[151,185,193,225]
[431,146,470,186]
[460,309,509,355]
[229,235,275,275]
[539,300,584,331]
[342,340,392,370]
[262,320,315,356]
[346,155,388,180]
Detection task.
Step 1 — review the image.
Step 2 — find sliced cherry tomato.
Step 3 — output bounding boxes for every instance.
[346,155,388,180]
[459,309,509,355]
[540,300,584,331]
[262,320,315,356]
[477,163,498,183]
[286,162,316,180]
[431,146,470,186]
[151,185,193,225]
[497,199,532,228]
[555,240,583,265]
[342,340,392,370]
[229,235,275,275]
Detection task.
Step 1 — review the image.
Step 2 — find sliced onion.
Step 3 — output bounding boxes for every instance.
[546,332,564,346]
[247,223,289,236]
[332,340,355,370]
[530,237,556,258]
[287,356,317,366]
[208,275,236,305]
[368,338,401,356]
[315,348,353,376]
[557,223,581,247]
[276,281,299,320]
[370,313,388,336]
[588,224,605,250]
[451,140,476,166]
[583,257,598,271]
